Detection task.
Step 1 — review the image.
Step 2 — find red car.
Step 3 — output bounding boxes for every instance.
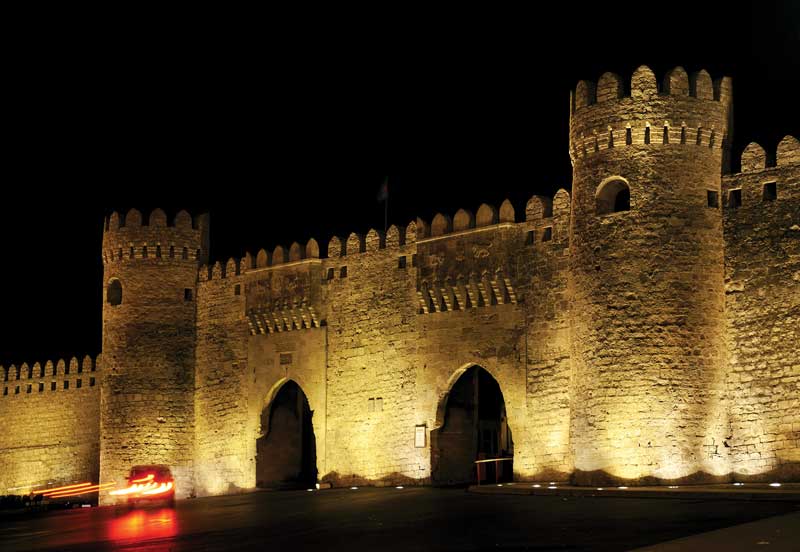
[110,465,176,507]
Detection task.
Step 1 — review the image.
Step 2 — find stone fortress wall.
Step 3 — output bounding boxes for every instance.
[0,65,797,498]
[722,139,800,481]
[0,357,101,495]
[568,66,733,484]
[192,190,576,495]
[98,210,209,501]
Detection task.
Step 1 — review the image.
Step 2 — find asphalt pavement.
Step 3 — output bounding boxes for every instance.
[0,487,797,551]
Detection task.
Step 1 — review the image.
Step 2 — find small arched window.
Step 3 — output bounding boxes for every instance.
[596,177,631,215]
[107,279,123,306]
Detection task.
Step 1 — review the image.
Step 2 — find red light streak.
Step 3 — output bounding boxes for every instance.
[32,481,117,499]
[46,483,116,499]
[33,482,92,495]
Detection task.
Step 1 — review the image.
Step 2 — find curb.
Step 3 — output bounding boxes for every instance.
[468,484,800,502]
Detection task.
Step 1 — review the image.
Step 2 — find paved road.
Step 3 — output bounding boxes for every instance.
[1,487,797,551]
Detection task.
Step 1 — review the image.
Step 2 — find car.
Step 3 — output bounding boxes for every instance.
[111,465,176,507]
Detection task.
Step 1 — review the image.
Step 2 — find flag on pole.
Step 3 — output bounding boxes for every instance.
[377,176,389,201]
[377,176,389,233]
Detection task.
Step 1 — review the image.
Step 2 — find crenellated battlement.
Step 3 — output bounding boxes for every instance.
[571,66,731,111]
[102,208,209,265]
[1,355,101,398]
[722,135,799,212]
[198,193,574,283]
[198,227,405,282]
[733,135,800,174]
[569,66,732,162]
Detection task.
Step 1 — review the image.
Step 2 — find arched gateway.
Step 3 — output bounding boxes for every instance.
[256,380,317,489]
[431,365,513,485]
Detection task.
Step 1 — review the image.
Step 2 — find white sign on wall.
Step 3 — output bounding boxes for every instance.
[415,425,427,448]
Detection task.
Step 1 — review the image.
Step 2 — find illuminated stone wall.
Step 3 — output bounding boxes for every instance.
[321,228,419,486]
[723,136,800,481]
[246,326,327,486]
[99,209,208,502]
[191,197,576,492]
[568,66,732,484]
[193,259,249,496]
[1,67,797,497]
[516,191,573,480]
[0,357,100,494]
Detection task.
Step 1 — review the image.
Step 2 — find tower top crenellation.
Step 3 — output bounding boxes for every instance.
[569,65,733,163]
[102,208,209,265]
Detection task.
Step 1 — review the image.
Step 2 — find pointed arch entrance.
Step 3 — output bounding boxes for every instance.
[256,380,317,489]
[431,365,513,485]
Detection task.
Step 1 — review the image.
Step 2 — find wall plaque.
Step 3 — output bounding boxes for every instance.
[415,425,426,448]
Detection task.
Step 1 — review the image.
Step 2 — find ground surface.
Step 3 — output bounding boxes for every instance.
[0,487,798,551]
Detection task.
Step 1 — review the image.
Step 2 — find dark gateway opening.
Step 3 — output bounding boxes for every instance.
[256,381,317,489]
[431,366,513,486]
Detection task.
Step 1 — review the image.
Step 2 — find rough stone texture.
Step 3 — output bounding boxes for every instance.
[98,210,209,502]
[569,66,733,485]
[516,190,573,480]
[722,162,800,481]
[323,235,418,486]
[193,262,249,496]
[0,66,797,497]
[741,142,768,173]
[0,357,100,493]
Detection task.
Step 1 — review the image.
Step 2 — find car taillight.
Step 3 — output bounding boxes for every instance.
[141,482,174,496]
[109,473,174,497]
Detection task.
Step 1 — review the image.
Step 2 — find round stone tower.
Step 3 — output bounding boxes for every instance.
[99,208,209,501]
[568,66,732,485]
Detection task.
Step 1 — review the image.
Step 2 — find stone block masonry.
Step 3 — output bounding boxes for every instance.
[0,357,100,494]
[722,137,800,481]
[0,66,797,498]
[568,66,732,484]
[99,209,208,503]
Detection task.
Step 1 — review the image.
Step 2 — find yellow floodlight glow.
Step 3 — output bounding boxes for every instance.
[769,483,781,487]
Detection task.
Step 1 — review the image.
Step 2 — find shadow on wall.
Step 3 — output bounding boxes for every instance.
[320,471,427,488]
[571,463,800,487]
[732,463,800,484]
[513,469,573,484]
[292,463,800,490]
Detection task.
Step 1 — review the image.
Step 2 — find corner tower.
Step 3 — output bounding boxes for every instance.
[100,208,209,501]
[568,66,732,484]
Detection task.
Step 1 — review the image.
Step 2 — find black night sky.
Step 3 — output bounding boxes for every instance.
[1,2,798,366]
